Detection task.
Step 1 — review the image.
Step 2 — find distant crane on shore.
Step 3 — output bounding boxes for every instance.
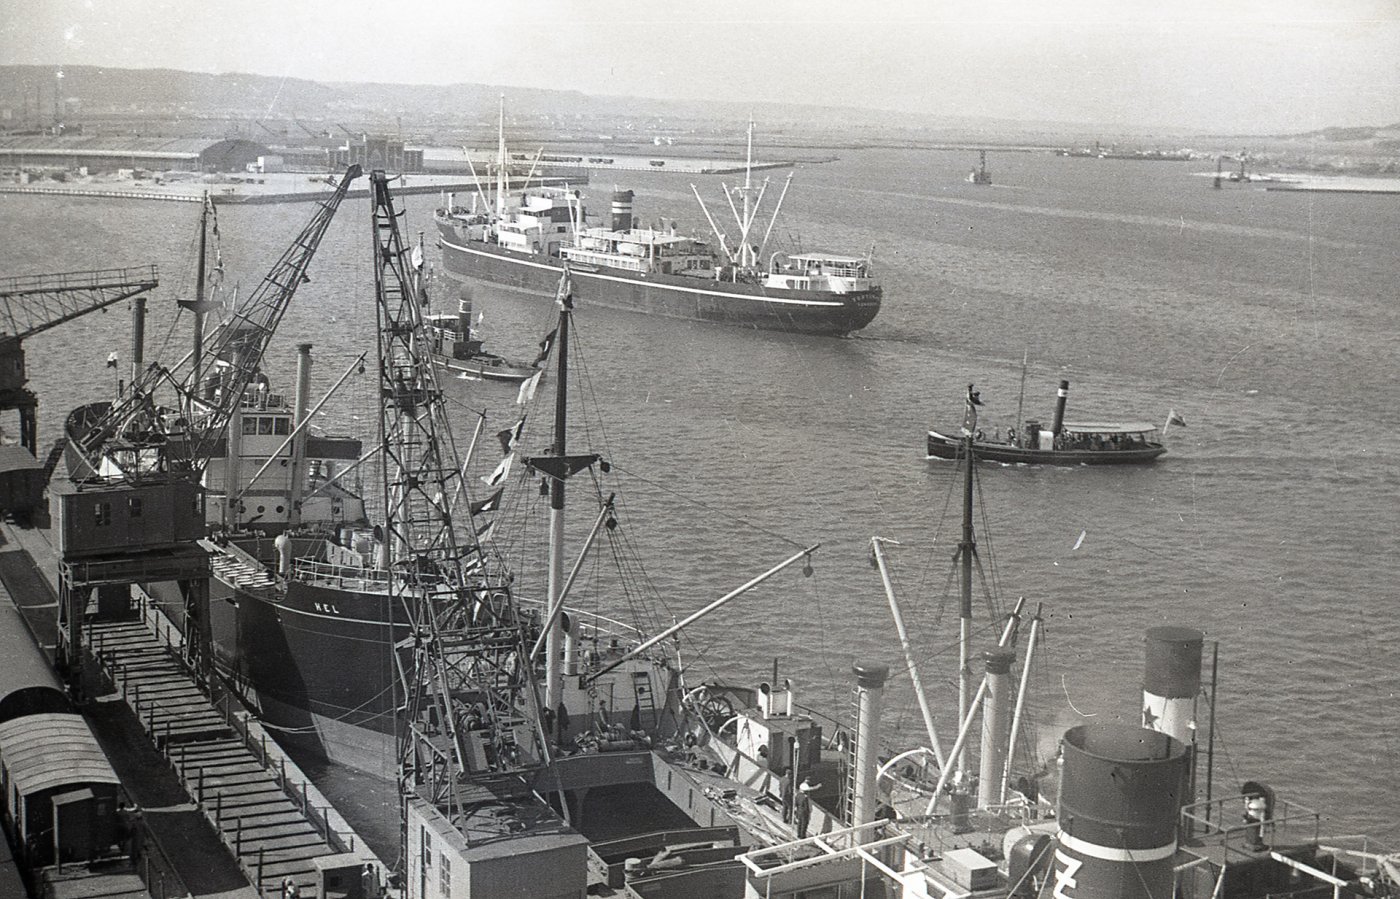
[0,265,159,453]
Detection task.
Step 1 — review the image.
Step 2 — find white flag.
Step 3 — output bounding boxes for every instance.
[516,370,542,405]
[482,453,514,487]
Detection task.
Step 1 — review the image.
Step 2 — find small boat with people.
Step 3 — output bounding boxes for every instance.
[926,379,1177,465]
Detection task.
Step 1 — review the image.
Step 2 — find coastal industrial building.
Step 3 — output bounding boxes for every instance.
[0,136,274,174]
[0,133,426,176]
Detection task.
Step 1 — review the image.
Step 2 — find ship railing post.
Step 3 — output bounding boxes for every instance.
[216,791,222,824]
[256,847,264,893]
[197,766,205,804]
[235,817,243,857]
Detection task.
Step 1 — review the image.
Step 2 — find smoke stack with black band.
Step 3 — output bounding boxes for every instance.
[1055,724,1188,899]
[1051,380,1069,435]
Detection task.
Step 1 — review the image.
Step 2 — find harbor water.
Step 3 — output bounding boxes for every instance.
[3,148,1397,841]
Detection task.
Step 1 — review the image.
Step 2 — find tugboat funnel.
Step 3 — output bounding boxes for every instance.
[1051,380,1070,435]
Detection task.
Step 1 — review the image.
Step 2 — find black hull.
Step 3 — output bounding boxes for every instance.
[926,431,1166,465]
[437,228,881,336]
[150,564,407,777]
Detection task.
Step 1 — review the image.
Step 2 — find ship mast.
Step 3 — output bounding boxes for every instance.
[955,387,980,780]
[527,269,601,739]
[496,94,508,217]
[544,278,572,728]
[177,193,220,410]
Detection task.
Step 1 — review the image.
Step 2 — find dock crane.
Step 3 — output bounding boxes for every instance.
[254,119,287,141]
[54,164,363,698]
[368,169,546,870]
[69,165,362,483]
[294,119,330,141]
[0,265,160,454]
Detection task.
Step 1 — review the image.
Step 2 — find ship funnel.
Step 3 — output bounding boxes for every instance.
[1056,724,1189,899]
[1142,626,1203,746]
[978,648,1016,808]
[851,663,889,825]
[1051,380,1070,435]
[610,190,634,232]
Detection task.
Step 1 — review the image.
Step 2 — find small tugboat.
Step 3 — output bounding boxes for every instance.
[927,379,1175,465]
[417,257,538,384]
[424,303,537,383]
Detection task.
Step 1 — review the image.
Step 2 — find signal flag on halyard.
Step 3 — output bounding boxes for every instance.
[556,266,574,310]
[516,370,543,405]
[482,453,514,487]
[475,519,496,543]
[470,488,503,516]
[106,351,119,368]
[961,384,982,437]
[533,329,558,366]
[496,417,526,455]
[1166,409,1186,428]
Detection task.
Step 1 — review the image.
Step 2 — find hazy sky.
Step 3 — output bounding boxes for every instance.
[3,0,1398,132]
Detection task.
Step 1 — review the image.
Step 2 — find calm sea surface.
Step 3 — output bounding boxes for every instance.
[3,148,1398,840]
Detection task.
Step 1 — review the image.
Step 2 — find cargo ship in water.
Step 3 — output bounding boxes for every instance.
[434,108,881,336]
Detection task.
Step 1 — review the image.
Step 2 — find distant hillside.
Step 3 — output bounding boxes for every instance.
[0,64,1181,146]
[3,65,1395,158]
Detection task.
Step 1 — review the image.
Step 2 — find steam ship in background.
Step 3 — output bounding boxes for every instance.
[435,107,881,336]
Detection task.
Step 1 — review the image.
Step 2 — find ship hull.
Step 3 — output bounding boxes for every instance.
[927,430,1167,465]
[433,352,536,383]
[149,561,406,779]
[437,230,882,336]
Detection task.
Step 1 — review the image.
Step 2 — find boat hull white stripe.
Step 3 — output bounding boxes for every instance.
[440,237,850,308]
[1058,831,1177,862]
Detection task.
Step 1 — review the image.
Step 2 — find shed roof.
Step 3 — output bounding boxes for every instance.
[0,602,64,714]
[0,713,118,798]
[0,135,223,155]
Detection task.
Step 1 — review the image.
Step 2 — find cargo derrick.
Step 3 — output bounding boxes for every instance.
[54,166,362,698]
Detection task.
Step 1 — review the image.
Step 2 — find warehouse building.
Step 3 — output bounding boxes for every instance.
[0,136,273,174]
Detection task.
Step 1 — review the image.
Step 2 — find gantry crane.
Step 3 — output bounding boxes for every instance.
[54,165,363,697]
[0,265,159,454]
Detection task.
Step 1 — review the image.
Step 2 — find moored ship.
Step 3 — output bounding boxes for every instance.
[434,109,881,336]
